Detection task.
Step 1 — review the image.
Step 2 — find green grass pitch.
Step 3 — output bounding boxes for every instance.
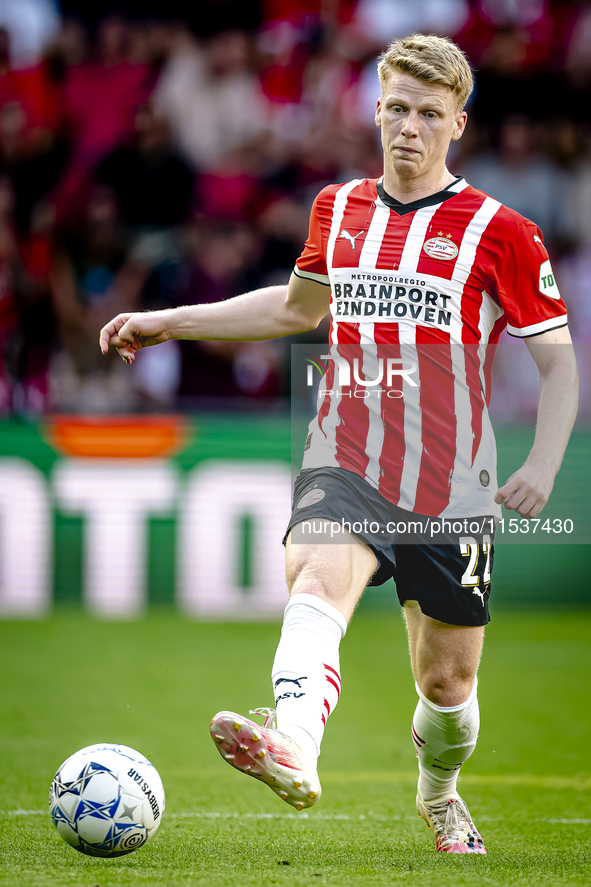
[1,607,590,887]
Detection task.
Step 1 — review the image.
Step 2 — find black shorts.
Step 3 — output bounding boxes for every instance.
[284,467,494,627]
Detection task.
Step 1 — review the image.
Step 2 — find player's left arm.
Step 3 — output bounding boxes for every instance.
[494,326,579,517]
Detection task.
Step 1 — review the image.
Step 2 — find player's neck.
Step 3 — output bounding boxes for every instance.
[381,167,456,204]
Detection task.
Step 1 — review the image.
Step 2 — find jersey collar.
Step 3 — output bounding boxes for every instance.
[376,176,467,216]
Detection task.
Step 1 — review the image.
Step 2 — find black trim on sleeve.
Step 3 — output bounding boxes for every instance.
[293,268,331,287]
[507,322,568,339]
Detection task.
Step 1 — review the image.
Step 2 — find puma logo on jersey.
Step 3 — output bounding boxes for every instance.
[472,588,486,606]
[533,235,542,244]
[340,229,365,249]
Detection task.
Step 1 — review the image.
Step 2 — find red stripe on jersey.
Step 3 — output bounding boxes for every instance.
[374,336,405,506]
[333,344,370,479]
[489,315,507,346]
[416,191,488,280]
[323,698,331,715]
[460,287,484,344]
[296,183,341,278]
[458,227,485,465]
[331,186,377,267]
[375,211,414,270]
[409,325,451,344]
[465,345,484,463]
[317,358,335,436]
[373,324,400,345]
[482,339,500,408]
[331,322,362,345]
[413,338,456,515]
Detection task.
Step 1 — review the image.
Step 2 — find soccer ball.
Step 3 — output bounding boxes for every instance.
[49,743,165,857]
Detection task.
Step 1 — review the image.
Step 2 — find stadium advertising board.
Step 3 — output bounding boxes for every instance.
[0,415,292,619]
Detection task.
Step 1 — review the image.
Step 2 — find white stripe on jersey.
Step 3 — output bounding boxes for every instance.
[358,323,376,345]
[452,196,501,290]
[440,407,499,518]
[397,324,422,511]
[476,291,505,410]
[326,179,362,345]
[326,179,363,270]
[357,200,391,347]
[447,178,469,194]
[399,205,441,272]
[302,359,341,471]
[479,290,505,344]
[359,199,391,270]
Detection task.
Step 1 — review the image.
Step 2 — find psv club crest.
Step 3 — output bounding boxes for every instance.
[423,232,458,261]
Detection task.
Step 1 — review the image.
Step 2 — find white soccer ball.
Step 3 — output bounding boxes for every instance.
[49,743,165,857]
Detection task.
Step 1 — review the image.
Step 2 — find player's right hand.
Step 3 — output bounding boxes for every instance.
[99,311,173,364]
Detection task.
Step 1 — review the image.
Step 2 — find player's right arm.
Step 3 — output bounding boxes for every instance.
[98,273,330,363]
[494,325,578,517]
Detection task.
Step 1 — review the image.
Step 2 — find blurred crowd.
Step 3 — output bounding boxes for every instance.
[1,0,591,415]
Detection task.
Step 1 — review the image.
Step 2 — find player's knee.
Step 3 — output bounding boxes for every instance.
[287,554,350,604]
[419,670,475,707]
[288,574,339,603]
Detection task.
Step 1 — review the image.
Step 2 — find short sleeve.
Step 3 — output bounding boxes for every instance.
[495,220,568,338]
[294,190,332,286]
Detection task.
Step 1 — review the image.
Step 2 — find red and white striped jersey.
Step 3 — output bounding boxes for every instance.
[294,176,568,518]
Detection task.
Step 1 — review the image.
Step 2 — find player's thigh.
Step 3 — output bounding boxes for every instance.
[403,602,484,706]
[396,540,490,705]
[285,524,378,623]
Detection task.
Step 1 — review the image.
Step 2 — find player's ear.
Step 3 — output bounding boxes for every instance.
[375,97,382,128]
[452,110,467,141]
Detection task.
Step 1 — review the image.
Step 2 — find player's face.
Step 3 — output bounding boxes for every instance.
[375,71,467,182]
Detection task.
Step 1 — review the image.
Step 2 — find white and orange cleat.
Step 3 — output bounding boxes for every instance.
[210,707,321,811]
[416,789,487,854]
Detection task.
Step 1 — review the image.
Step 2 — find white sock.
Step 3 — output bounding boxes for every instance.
[271,593,347,769]
[412,678,480,801]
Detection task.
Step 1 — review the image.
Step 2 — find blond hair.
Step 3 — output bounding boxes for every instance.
[377,34,474,111]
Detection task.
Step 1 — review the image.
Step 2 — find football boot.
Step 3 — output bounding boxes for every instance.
[210,707,321,811]
[416,788,487,854]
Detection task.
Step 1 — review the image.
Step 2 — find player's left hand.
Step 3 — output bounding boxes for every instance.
[494,463,555,518]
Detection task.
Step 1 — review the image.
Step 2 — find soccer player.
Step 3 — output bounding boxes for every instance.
[99,35,578,854]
